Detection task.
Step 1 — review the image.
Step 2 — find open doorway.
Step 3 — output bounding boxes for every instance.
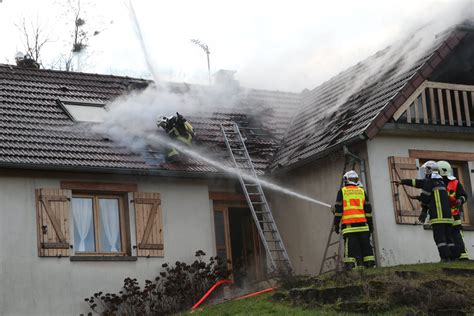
[213,202,266,286]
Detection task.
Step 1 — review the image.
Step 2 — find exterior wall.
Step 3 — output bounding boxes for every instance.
[0,170,216,316]
[367,134,474,266]
[267,143,370,275]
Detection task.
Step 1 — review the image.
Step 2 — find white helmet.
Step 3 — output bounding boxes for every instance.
[437,160,452,177]
[157,115,168,128]
[419,160,438,178]
[343,170,359,185]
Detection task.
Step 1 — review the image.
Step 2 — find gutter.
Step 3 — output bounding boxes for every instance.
[0,162,235,180]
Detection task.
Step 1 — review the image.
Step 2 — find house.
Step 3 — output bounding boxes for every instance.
[2,20,474,315]
[0,64,300,314]
[267,21,474,273]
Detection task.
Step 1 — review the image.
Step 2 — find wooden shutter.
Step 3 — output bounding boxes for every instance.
[388,157,421,224]
[134,192,164,257]
[36,188,71,257]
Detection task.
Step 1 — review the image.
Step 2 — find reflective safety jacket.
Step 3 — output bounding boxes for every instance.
[401,175,452,225]
[444,177,467,226]
[334,185,372,235]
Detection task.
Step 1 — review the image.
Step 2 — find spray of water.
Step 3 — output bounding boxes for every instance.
[126,0,160,83]
[144,133,332,208]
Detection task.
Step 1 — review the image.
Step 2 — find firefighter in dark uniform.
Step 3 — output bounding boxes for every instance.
[396,161,458,261]
[334,170,375,270]
[438,160,469,260]
[157,112,195,162]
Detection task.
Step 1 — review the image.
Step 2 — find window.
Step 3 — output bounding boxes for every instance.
[58,99,107,122]
[36,183,164,259]
[389,150,474,226]
[72,194,126,254]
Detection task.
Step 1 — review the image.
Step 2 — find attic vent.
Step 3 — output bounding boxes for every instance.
[58,99,107,122]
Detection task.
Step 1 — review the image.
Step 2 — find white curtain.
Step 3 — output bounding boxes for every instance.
[99,199,120,252]
[72,198,93,252]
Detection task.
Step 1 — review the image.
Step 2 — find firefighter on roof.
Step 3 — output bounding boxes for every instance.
[157,112,195,163]
[395,161,458,261]
[438,160,469,260]
[334,170,375,270]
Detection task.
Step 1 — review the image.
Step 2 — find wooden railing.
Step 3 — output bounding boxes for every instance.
[393,81,474,127]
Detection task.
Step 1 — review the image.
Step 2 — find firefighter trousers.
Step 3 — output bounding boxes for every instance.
[432,223,458,260]
[452,224,468,260]
[343,231,375,268]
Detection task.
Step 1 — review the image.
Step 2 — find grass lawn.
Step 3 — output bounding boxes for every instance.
[190,293,347,315]
[186,262,474,315]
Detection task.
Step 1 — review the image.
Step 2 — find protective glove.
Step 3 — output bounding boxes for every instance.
[334,223,340,234]
[418,211,427,223]
[455,199,462,208]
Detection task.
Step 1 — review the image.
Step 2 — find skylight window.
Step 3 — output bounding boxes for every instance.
[59,99,107,122]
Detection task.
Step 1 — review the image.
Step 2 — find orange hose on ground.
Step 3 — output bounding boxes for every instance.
[234,287,276,300]
[191,279,233,311]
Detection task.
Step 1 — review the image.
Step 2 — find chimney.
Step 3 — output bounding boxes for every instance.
[214,69,239,92]
[15,52,40,69]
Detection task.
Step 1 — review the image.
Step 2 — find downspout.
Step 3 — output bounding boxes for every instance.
[342,145,367,188]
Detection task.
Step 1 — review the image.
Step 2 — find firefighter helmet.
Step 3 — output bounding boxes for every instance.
[437,160,452,177]
[343,170,359,185]
[157,115,168,128]
[420,160,438,178]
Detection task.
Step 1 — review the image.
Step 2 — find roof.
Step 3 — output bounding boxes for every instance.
[0,64,300,174]
[271,23,473,170]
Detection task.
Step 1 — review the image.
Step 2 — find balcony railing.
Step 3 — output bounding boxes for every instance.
[393,81,474,127]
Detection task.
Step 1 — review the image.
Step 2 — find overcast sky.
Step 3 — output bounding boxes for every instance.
[0,0,472,92]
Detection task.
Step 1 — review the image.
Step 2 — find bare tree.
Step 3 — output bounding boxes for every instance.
[15,15,51,65]
[15,0,103,71]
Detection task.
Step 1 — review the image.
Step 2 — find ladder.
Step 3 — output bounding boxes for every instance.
[220,123,292,274]
[319,156,353,275]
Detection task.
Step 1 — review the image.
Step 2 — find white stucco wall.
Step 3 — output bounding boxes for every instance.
[367,135,474,266]
[0,171,215,316]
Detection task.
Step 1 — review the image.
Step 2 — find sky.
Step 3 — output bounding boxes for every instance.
[0,0,472,92]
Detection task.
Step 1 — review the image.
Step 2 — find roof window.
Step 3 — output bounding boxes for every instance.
[58,99,107,122]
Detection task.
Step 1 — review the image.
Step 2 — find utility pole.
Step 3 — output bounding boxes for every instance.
[190,39,211,85]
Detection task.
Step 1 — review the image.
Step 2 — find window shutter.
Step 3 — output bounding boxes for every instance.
[133,192,164,257]
[36,188,71,257]
[388,157,420,224]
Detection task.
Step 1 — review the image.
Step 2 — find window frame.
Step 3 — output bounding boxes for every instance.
[71,192,129,256]
[57,98,107,122]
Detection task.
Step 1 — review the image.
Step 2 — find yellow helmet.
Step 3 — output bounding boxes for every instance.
[437,160,452,177]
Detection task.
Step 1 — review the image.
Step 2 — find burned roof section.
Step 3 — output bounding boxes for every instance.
[271,23,472,169]
[0,64,298,174]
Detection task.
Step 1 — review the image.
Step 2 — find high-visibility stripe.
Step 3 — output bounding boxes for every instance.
[437,242,447,248]
[422,190,431,196]
[431,218,454,224]
[412,179,416,187]
[334,212,343,216]
[363,256,375,262]
[335,201,342,205]
[342,214,366,220]
[434,190,442,219]
[453,219,462,226]
[342,226,369,235]
[460,253,469,259]
[365,213,372,217]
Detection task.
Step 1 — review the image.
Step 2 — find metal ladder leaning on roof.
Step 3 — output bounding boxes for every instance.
[220,122,292,274]
[319,156,352,275]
